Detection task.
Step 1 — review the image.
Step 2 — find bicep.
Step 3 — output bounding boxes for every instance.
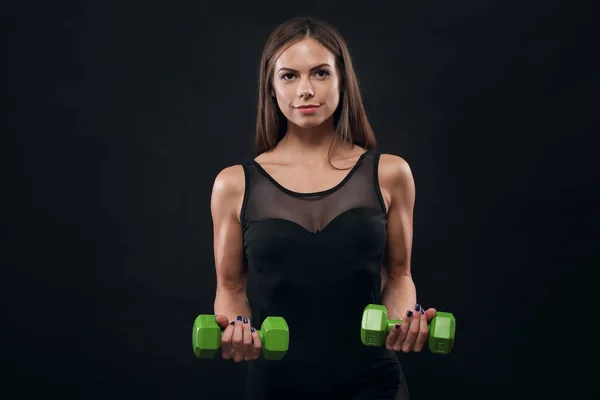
[211,166,246,292]
[381,155,415,278]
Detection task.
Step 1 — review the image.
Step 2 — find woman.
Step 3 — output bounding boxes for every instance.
[210,16,437,399]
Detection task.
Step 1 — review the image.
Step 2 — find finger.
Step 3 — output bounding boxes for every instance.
[393,309,413,352]
[242,317,253,361]
[414,307,429,352]
[251,326,262,359]
[220,321,235,360]
[215,314,230,330]
[402,305,421,352]
[385,321,402,350]
[425,308,437,322]
[231,316,244,363]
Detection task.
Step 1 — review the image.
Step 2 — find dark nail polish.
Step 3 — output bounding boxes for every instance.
[243,317,248,324]
[407,310,413,317]
[230,321,235,326]
[421,308,425,315]
[415,304,420,312]
[395,324,400,329]
[251,327,255,332]
[237,316,242,321]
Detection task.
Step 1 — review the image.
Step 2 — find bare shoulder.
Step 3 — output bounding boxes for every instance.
[378,153,414,189]
[212,165,245,195]
[211,165,246,220]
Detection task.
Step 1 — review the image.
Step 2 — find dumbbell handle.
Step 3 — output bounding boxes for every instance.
[384,319,404,334]
[215,326,266,343]
[194,324,266,344]
[384,318,439,335]
[383,316,445,334]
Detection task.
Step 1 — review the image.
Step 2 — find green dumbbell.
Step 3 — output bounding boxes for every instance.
[360,304,456,354]
[192,315,290,360]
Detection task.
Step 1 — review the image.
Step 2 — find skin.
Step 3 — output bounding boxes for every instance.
[211,38,436,363]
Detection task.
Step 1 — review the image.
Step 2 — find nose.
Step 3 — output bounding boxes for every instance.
[297,79,314,98]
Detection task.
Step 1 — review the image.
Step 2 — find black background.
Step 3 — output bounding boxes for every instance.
[3,1,596,399]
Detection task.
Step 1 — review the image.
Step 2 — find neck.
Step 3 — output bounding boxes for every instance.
[277,117,339,164]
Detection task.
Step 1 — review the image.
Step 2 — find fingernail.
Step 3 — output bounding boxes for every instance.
[236,316,242,321]
[407,310,413,317]
[415,304,420,312]
[243,317,248,324]
[421,308,425,315]
[395,324,400,329]
[251,327,255,332]
[230,321,235,326]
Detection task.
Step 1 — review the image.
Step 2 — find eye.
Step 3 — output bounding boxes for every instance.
[316,70,330,78]
[281,73,295,81]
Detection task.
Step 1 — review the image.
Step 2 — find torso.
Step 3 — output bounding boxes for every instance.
[238,145,401,395]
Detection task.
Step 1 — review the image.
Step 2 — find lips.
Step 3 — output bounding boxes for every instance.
[294,105,321,109]
[295,105,320,114]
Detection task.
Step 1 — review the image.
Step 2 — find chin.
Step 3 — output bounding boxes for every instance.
[287,113,331,128]
[293,119,324,129]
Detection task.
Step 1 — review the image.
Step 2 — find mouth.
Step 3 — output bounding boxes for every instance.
[294,104,321,109]
[294,104,321,114]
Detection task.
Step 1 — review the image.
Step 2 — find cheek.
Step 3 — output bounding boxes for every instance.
[328,89,340,109]
[274,93,291,116]
[273,85,293,107]
[323,78,340,100]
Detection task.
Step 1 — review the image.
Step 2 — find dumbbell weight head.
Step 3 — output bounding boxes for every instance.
[258,316,289,360]
[192,315,290,360]
[360,304,456,355]
[360,304,390,347]
[192,315,222,358]
[428,311,456,354]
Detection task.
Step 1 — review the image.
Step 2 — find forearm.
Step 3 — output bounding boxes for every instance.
[214,288,252,323]
[381,274,417,321]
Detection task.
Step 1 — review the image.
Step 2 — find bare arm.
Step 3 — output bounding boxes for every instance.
[379,155,418,320]
[211,165,252,323]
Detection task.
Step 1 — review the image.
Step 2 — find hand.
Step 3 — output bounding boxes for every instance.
[385,304,437,353]
[215,315,262,362]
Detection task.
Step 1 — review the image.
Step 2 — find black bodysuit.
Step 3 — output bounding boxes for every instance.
[240,149,409,399]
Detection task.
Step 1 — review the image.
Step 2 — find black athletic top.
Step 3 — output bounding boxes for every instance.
[240,149,404,399]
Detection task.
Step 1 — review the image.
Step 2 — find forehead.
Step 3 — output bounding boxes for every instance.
[274,38,336,69]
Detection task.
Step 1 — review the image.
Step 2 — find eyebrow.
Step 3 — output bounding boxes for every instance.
[277,63,332,73]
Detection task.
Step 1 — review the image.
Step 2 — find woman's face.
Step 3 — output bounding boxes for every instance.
[272,38,341,129]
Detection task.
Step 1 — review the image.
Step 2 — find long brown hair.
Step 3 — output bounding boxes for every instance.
[255,16,377,158]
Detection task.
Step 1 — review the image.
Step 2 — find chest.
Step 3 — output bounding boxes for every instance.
[243,207,387,277]
[255,164,392,210]
[262,164,353,194]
